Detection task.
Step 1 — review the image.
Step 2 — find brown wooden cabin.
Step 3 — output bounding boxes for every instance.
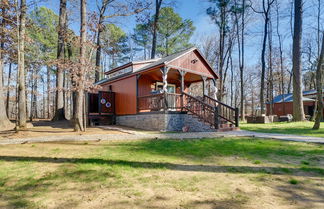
[266,90,324,118]
[88,48,239,131]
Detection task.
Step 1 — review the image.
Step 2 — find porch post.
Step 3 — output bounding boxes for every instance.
[211,78,218,101]
[178,70,186,110]
[202,76,208,100]
[160,67,170,111]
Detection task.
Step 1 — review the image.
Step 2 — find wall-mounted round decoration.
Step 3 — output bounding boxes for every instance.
[106,102,111,108]
[100,98,106,104]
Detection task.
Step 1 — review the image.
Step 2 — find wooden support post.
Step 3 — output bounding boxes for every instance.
[202,76,208,99]
[178,70,186,111]
[211,78,217,100]
[214,105,219,129]
[160,67,170,111]
[235,107,239,127]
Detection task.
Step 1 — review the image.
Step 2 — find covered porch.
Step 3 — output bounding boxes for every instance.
[135,65,239,129]
[136,65,216,112]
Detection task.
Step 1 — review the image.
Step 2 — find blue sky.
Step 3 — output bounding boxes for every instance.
[27,0,322,68]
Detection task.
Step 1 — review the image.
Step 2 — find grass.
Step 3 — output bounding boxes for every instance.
[240,121,324,137]
[0,137,323,208]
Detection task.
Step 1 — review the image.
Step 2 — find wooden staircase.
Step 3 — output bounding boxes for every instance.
[182,92,239,131]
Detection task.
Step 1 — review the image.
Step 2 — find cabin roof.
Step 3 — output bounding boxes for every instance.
[96,47,218,85]
[267,90,323,104]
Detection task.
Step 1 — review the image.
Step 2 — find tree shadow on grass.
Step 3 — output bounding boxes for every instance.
[0,164,118,208]
[0,155,323,177]
[276,181,324,208]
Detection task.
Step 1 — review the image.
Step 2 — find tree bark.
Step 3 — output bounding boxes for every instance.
[0,47,13,130]
[74,0,87,132]
[260,6,269,115]
[235,0,245,120]
[151,0,163,59]
[0,6,13,129]
[292,0,305,121]
[53,0,67,121]
[6,63,12,118]
[95,1,109,82]
[313,32,324,129]
[17,0,27,129]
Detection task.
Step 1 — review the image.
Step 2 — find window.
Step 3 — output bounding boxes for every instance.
[155,82,176,93]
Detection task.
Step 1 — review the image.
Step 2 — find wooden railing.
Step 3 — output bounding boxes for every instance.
[203,95,239,127]
[137,93,182,111]
[182,92,216,127]
[137,92,239,129]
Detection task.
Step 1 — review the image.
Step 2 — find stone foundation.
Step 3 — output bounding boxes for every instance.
[116,112,215,132]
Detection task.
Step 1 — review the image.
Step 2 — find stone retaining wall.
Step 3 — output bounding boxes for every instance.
[116,112,214,132]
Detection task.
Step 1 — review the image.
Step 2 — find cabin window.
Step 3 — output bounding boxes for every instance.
[155,82,176,93]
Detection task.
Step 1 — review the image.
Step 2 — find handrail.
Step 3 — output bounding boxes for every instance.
[138,93,164,98]
[183,92,214,109]
[204,95,235,110]
[182,92,216,127]
[203,95,239,127]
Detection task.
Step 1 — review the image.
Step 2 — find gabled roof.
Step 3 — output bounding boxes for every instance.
[133,47,195,72]
[133,47,218,78]
[96,47,218,85]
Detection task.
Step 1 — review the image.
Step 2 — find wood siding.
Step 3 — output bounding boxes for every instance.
[266,101,322,117]
[168,50,215,78]
[101,76,137,115]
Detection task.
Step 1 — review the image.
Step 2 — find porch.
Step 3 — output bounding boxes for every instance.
[135,66,239,129]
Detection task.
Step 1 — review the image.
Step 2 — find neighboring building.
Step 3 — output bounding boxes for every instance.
[88,47,239,132]
[266,90,324,117]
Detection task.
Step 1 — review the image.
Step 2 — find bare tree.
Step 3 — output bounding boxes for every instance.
[251,0,275,115]
[17,0,27,129]
[151,0,163,59]
[313,32,324,129]
[234,0,246,120]
[53,0,67,121]
[292,0,305,121]
[74,0,87,131]
[95,0,110,82]
[0,5,13,129]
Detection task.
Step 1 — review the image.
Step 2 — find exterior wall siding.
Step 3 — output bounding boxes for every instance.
[266,101,319,116]
[101,76,137,115]
[116,113,214,132]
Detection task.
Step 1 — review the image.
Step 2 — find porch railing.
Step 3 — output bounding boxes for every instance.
[137,92,239,129]
[137,93,182,111]
[182,92,216,127]
[203,95,239,127]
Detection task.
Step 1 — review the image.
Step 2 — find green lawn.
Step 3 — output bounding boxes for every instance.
[240,121,324,137]
[0,137,323,208]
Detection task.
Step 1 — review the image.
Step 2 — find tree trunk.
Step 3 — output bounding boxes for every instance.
[74,0,87,132]
[217,4,226,103]
[95,2,108,82]
[313,32,324,129]
[235,0,245,120]
[46,66,51,118]
[292,0,305,121]
[17,0,27,129]
[6,63,12,118]
[53,0,67,121]
[0,6,13,129]
[151,0,162,59]
[0,48,13,130]
[260,13,269,115]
